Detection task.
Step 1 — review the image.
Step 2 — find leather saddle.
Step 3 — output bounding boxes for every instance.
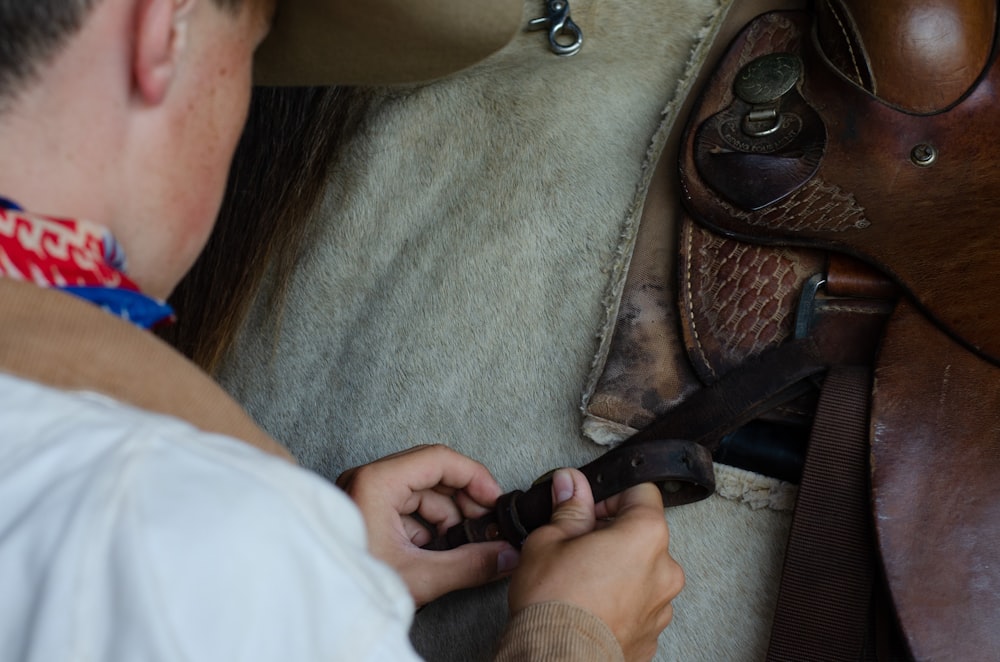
[676,1,1000,659]
[431,1,1000,659]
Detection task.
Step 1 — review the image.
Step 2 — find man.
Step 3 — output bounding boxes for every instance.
[0,1,684,660]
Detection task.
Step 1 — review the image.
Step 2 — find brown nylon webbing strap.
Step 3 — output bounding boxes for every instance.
[766,366,874,661]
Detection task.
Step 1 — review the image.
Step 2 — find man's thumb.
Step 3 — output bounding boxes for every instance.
[546,468,597,539]
[412,541,517,606]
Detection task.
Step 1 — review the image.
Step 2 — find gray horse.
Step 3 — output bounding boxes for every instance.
[167,1,795,659]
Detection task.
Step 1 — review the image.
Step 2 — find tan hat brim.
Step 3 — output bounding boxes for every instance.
[254,0,524,86]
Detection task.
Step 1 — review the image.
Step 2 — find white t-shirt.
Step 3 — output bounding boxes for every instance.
[0,372,422,661]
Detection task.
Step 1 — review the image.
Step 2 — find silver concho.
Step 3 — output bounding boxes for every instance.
[734,53,803,105]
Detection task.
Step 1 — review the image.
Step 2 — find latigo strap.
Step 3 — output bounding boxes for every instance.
[426,337,830,549]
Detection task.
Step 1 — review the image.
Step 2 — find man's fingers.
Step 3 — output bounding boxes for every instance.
[453,488,494,519]
[533,468,597,543]
[396,445,500,505]
[334,466,356,491]
[335,445,436,489]
[402,515,433,546]
[507,473,684,659]
[404,489,466,533]
[595,481,665,520]
[408,542,519,606]
[664,554,685,601]
[339,445,502,513]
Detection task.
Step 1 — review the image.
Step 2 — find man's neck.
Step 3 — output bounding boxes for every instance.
[0,76,123,225]
[0,0,139,227]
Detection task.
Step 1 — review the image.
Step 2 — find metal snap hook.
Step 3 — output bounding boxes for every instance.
[528,0,584,57]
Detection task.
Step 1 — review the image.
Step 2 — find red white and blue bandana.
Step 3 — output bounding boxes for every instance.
[0,198,174,329]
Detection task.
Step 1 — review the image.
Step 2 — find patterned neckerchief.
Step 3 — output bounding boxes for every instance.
[0,198,175,329]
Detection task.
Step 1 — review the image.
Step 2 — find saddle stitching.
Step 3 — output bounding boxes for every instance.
[823,0,867,90]
[820,303,884,315]
[683,218,719,381]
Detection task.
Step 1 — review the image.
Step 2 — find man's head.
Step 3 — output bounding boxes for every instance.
[0,0,521,299]
[0,0,273,297]
[111,0,274,298]
[0,0,249,111]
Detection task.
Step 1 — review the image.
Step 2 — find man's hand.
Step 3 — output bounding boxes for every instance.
[337,444,519,607]
[508,468,684,662]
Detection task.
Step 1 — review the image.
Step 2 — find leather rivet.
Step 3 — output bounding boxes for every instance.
[910,143,937,167]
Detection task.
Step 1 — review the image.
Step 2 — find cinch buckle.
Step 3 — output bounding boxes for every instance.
[794,272,827,340]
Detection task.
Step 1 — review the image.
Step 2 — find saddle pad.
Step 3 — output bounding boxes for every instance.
[583,0,809,445]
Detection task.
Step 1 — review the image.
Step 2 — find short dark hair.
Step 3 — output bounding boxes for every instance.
[0,0,243,109]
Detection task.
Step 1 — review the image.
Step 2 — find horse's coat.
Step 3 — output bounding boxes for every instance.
[219,1,794,659]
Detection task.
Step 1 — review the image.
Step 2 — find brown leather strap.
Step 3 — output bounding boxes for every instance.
[428,337,830,549]
[424,438,715,550]
[766,366,874,661]
[630,337,828,450]
[0,279,291,461]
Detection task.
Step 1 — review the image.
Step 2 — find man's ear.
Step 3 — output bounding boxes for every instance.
[133,0,196,105]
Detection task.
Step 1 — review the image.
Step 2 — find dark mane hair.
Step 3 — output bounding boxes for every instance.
[158,85,370,372]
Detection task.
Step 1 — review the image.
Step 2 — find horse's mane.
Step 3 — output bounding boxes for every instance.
[158,85,370,373]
